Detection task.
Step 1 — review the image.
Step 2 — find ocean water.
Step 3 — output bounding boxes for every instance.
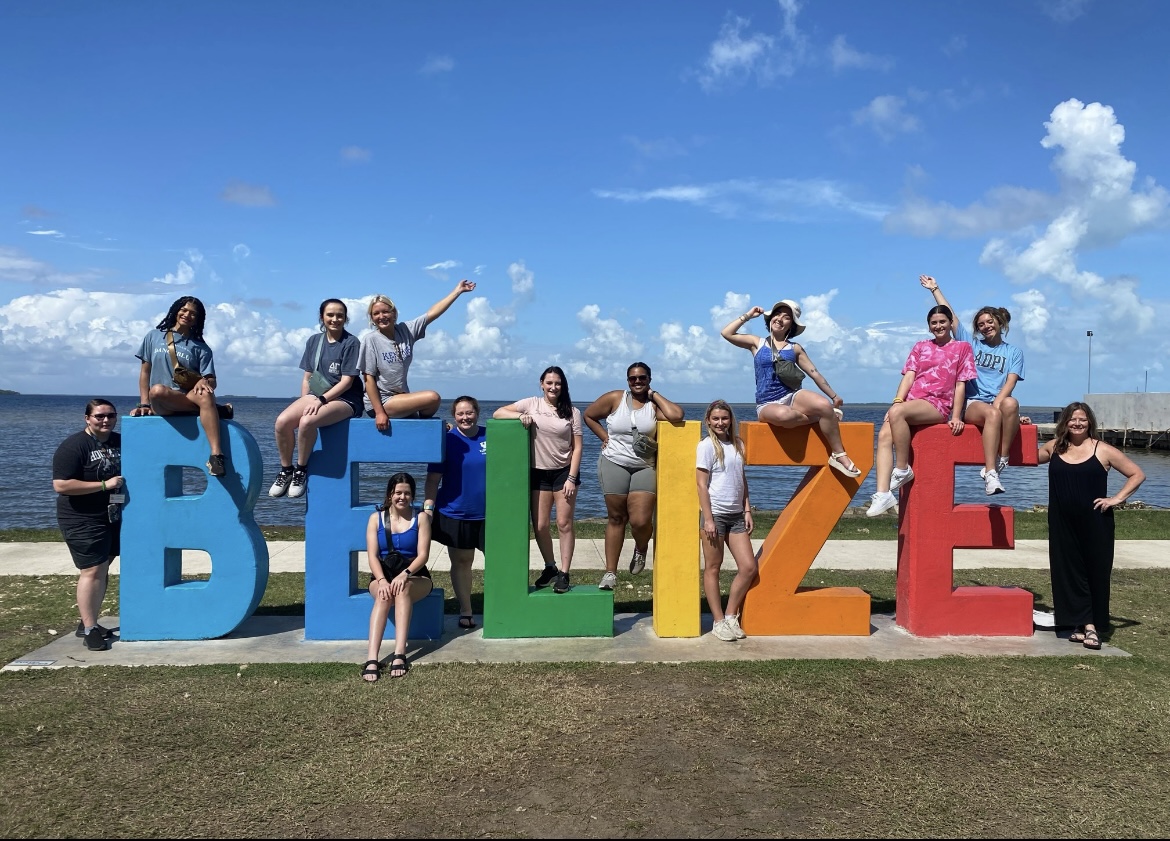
[9,393,1170,530]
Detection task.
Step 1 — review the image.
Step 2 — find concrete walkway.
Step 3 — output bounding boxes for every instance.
[2,538,1167,576]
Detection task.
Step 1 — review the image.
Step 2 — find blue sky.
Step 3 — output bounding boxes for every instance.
[2,0,1167,406]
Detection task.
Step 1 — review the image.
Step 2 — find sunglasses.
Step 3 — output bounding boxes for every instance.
[90,413,118,420]
[627,375,649,383]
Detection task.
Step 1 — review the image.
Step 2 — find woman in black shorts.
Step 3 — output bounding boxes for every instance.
[424,396,487,629]
[493,366,583,594]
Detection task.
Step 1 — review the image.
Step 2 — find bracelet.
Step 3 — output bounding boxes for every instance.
[316,393,328,404]
[892,398,904,404]
[740,313,749,321]
[423,504,435,513]
[401,569,412,577]
[374,577,385,582]
[136,402,150,409]
[567,475,581,485]
[101,479,107,491]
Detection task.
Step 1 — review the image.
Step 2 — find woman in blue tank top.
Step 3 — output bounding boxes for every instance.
[721,298,860,477]
[362,472,433,681]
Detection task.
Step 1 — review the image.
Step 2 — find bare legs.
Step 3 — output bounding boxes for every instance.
[365,578,430,680]
[380,390,441,419]
[602,492,654,574]
[77,560,111,628]
[149,385,224,457]
[531,486,576,572]
[874,400,946,492]
[274,397,355,466]
[701,529,757,622]
[448,546,475,618]
[759,391,856,472]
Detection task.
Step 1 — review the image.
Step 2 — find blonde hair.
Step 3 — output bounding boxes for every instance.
[366,295,396,325]
[703,399,744,469]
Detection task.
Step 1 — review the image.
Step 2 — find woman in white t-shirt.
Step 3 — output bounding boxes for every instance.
[494,366,583,594]
[696,399,756,642]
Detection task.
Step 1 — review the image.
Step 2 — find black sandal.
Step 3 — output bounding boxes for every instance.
[1083,629,1102,650]
[1069,626,1086,643]
[389,653,410,678]
[360,659,382,682]
[458,615,477,630]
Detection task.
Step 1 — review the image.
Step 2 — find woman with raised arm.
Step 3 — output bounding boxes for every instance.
[362,472,434,681]
[721,299,860,477]
[866,304,977,517]
[270,299,364,500]
[494,366,583,594]
[424,396,487,629]
[920,274,1030,495]
[129,296,233,477]
[360,278,476,429]
[584,362,684,590]
[1039,403,1144,651]
[696,399,755,642]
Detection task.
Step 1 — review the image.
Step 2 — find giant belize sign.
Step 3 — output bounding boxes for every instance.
[117,416,1038,642]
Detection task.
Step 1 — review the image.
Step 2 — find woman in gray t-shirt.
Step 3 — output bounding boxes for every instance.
[359,279,475,429]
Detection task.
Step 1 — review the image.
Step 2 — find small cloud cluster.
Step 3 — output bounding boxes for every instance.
[340,145,372,164]
[221,181,276,207]
[697,0,807,91]
[853,95,920,141]
[420,54,455,75]
[829,35,893,73]
[424,259,461,280]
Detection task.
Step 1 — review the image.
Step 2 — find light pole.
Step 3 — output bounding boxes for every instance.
[1086,330,1094,394]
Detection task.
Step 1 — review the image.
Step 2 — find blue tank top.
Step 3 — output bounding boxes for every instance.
[376,509,419,560]
[754,341,798,404]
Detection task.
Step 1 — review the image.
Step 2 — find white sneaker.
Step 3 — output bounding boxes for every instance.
[725,614,747,639]
[598,571,617,590]
[866,491,898,517]
[889,466,915,491]
[287,467,308,499]
[711,618,737,641]
[981,468,1005,495]
[997,456,1010,475]
[268,468,294,498]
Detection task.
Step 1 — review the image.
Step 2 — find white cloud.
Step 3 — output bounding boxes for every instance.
[424,259,460,280]
[384,257,397,265]
[977,99,1164,331]
[233,243,251,261]
[340,145,372,164]
[594,178,889,222]
[852,95,921,141]
[1041,0,1092,23]
[885,187,1059,238]
[0,247,100,286]
[152,259,196,286]
[1010,288,1051,351]
[829,35,893,72]
[220,181,276,207]
[420,54,455,75]
[624,135,688,159]
[567,305,645,380]
[697,1,808,91]
[508,260,534,295]
[473,264,486,275]
[28,229,64,237]
[941,35,967,57]
[410,296,529,379]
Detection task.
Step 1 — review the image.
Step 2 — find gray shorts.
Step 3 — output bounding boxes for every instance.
[597,454,656,496]
[708,511,748,535]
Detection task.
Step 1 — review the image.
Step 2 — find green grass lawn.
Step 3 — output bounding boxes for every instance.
[3,566,1170,837]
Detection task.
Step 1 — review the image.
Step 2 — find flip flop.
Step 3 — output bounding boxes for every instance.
[1083,629,1102,650]
[827,452,861,478]
[458,615,477,630]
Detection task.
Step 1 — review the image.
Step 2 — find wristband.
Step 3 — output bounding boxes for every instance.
[101,479,107,491]
[423,504,435,513]
[892,398,904,404]
[567,475,580,485]
[136,402,150,409]
[401,568,412,577]
[316,393,328,404]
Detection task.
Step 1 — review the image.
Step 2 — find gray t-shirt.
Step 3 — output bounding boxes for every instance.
[136,329,216,391]
[359,314,429,411]
[299,330,364,414]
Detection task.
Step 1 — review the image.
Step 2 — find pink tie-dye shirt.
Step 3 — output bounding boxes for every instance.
[903,338,977,419]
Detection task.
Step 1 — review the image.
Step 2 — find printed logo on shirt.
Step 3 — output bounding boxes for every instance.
[974,348,1008,374]
[329,361,341,375]
[479,441,487,455]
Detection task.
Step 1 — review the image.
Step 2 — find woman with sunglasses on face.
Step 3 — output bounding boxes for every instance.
[424,396,487,629]
[362,472,434,681]
[52,399,124,653]
[359,279,476,429]
[721,298,860,478]
[494,366,583,594]
[129,296,233,477]
[270,299,364,500]
[920,275,1031,495]
[866,304,977,517]
[583,362,684,590]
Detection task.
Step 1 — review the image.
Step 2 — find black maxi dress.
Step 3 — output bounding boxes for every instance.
[1048,441,1114,630]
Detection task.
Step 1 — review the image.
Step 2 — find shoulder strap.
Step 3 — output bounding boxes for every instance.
[312,333,325,371]
[166,331,181,370]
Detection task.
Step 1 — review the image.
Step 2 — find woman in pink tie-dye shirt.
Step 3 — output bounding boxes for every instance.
[866,304,976,517]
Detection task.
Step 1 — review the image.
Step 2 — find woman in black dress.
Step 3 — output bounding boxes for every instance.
[1038,402,1144,650]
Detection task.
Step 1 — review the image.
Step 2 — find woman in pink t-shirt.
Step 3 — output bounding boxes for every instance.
[494,366,584,594]
[867,304,976,517]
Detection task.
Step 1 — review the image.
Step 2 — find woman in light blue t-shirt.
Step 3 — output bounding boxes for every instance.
[921,275,1032,496]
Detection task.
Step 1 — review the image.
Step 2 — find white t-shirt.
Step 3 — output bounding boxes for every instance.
[696,436,745,515]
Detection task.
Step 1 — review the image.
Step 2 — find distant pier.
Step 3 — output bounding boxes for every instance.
[1035,392,1170,450]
